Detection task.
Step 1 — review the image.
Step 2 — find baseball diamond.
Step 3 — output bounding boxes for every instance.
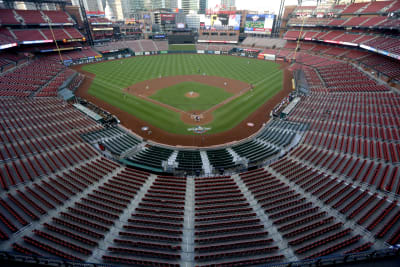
[74,54,291,146]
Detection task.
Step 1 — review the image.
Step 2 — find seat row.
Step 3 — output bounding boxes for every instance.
[239,168,365,258]
[271,157,400,244]
[194,175,283,263]
[103,175,184,264]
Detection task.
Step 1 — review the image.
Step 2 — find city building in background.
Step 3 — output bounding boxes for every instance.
[70,0,123,20]
[181,0,199,14]
[198,0,207,14]
[125,0,146,18]
[220,0,235,10]
[150,0,178,10]
[186,13,200,29]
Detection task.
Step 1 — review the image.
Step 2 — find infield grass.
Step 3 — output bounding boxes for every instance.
[82,54,282,135]
[149,81,233,111]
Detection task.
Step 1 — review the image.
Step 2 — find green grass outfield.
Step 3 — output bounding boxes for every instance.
[168,44,196,51]
[149,81,233,111]
[82,54,283,135]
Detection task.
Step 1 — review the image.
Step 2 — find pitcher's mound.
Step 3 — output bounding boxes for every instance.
[185,91,199,98]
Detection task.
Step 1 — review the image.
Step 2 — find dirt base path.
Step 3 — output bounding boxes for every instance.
[125,75,249,96]
[72,61,293,147]
[124,75,251,126]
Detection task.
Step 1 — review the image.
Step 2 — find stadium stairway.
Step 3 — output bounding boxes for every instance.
[33,68,70,97]
[240,166,377,259]
[255,139,281,155]
[287,149,398,204]
[138,41,144,52]
[266,164,385,249]
[0,156,122,252]
[166,151,179,169]
[232,172,298,262]
[227,147,247,166]
[181,176,195,264]
[200,151,212,175]
[101,174,186,265]
[0,59,29,76]
[119,143,143,159]
[86,173,156,263]
[0,155,101,249]
[270,154,400,242]
[284,133,303,154]
[350,61,388,87]
[313,69,327,88]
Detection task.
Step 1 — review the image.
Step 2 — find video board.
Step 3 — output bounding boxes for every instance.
[244,14,275,35]
[200,14,241,30]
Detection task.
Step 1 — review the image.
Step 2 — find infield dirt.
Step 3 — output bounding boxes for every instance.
[123,75,251,127]
[185,92,199,98]
[72,61,293,147]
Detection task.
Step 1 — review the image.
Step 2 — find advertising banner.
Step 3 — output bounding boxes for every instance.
[161,13,176,25]
[228,14,241,30]
[264,54,276,60]
[0,43,17,50]
[86,11,105,16]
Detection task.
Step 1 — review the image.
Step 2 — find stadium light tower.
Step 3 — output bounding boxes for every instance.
[78,0,94,46]
[272,0,285,38]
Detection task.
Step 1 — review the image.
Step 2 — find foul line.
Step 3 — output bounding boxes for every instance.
[82,69,282,123]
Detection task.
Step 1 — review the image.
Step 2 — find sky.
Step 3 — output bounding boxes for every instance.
[178,0,302,14]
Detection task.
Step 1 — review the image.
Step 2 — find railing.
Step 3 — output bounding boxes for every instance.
[264,247,400,267]
[1,247,399,267]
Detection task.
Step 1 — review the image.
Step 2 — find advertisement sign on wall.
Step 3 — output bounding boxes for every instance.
[161,13,176,25]
[228,14,241,30]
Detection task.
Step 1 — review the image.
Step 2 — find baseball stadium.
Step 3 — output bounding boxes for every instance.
[0,0,400,266]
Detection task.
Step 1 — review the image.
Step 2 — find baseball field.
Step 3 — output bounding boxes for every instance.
[81,54,283,135]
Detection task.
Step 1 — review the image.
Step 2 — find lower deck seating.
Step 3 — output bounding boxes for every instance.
[103,175,184,265]
[270,157,400,248]
[207,149,237,170]
[12,165,149,261]
[194,175,284,265]
[128,146,174,172]
[257,127,296,148]
[176,150,202,174]
[232,140,278,164]
[82,127,142,156]
[240,168,368,259]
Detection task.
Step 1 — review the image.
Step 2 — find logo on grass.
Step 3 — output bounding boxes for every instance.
[188,126,211,134]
